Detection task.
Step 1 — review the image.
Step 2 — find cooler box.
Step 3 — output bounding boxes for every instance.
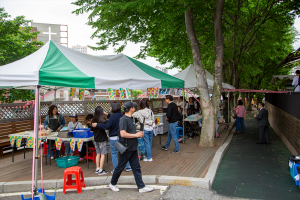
[72,128,92,138]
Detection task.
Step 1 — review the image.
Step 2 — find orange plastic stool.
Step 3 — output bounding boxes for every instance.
[63,166,86,194]
[85,147,97,163]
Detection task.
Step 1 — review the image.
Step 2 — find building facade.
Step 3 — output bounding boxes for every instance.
[72,45,87,54]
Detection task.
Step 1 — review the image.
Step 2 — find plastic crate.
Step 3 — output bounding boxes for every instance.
[55,156,79,168]
[72,128,92,138]
[289,159,300,180]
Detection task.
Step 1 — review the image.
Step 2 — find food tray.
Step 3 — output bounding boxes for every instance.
[55,156,79,168]
[58,131,73,138]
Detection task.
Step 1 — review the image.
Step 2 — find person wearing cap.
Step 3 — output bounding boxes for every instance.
[292,70,300,92]
[109,101,153,193]
[64,113,83,156]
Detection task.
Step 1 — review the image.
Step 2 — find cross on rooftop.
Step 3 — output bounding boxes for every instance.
[42,27,57,41]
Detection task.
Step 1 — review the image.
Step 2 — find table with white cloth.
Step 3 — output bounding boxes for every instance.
[45,135,94,168]
[8,132,47,162]
[136,123,164,144]
[183,115,202,139]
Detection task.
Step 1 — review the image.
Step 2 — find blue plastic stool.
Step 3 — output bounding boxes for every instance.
[21,188,56,200]
[176,126,183,139]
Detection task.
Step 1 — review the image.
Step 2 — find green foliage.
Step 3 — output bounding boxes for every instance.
[132,90,143,100]
[0,8,43,103]
[270,77,289,91]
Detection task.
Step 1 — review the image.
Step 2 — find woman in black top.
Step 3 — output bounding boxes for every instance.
[91,106,109,175]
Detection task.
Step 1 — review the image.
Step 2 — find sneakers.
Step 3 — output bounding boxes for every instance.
[111,170,114,174]
[79,156,85,162]
[95,168,100,173]
[139,186,154,193]
[98,169,108,175]
[109,183,120,192]
[125,167,132,172]
[161,146,168,151]
[171,149,180,153]
[143,157,153,162]
[51,156,54,160]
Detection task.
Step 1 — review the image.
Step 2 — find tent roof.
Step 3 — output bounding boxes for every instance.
[174,65,235,89]
[0,41,184,90]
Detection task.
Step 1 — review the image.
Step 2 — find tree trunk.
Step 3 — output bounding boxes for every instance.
[184,0,224,147]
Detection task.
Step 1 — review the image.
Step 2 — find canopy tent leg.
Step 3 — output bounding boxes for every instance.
[182,94,185,142]
[34,86,40,194]
[54,89,57,105]
[228,92,230,127]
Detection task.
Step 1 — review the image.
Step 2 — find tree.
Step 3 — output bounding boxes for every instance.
[73,0,225,147]
[132,90,143,100]
[0,8,43,103]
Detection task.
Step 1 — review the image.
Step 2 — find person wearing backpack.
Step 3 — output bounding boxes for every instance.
[292,70,300,92]
[132,100,155,162]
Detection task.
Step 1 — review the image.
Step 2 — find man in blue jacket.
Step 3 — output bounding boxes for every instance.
[92,102,131,173]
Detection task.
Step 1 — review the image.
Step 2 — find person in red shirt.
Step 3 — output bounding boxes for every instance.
[235,100,246,133]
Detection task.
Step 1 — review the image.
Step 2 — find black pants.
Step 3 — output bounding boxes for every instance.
[259,126,269,143]
[80,141,94,158]
[111,150,145,189]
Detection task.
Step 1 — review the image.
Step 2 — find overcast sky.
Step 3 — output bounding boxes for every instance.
[2,0,300,75]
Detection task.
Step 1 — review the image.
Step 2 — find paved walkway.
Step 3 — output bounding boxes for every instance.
[212,114,300,200]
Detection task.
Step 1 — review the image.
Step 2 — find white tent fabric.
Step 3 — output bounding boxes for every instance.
[174,65,235,89]
[0,41,184,89]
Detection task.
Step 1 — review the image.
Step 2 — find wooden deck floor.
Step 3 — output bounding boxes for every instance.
[0,124,231,182]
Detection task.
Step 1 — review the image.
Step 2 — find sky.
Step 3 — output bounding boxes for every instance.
[2,0,300,75]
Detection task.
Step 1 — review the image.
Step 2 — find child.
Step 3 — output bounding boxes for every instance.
[91,106,108,175]
[64,113,83,156]
[78,114,94,161]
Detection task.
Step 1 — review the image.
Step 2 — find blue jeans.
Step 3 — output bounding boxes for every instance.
[47,141,61,158]
[65,142,78,154]
[165,122,179,151]
[236,117,245,132]
[110,139,130,170]
[144,130,153,159]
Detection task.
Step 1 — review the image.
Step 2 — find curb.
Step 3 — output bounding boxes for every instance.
[205,126,236,188]
[1,175,210,193]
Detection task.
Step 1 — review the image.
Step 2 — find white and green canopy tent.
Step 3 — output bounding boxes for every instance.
[0,40,184,197]
[0,40,184,89]
[174,64,234,90]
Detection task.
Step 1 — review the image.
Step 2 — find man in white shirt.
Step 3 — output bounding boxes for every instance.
[292,70,300,92]
[177,96,184,109]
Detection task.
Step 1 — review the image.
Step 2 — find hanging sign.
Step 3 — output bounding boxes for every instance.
[79,88,85,100]
[107,88,115,100]
[115,89,120,97]
[38,137,41,149]
[10,136,16,147]
[70,139,76,151]
[126,88,130,99]
[26,136,34,148]
[15,136,22,147]
[77,139,83,152]
[70,88,76,97]
[119,88,125,99]
[55,138,62,151]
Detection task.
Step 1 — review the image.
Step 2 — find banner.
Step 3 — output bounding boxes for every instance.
[77,139,83,152]
[70,88,76,97]
[38,137,41,149]
[151,88,155,97]
[119,88,125,99]
[10,136,16,147]
[15,136,22,147]
[70,139,76,151]
[79,88,84,100]
[107,88,115,100]
[184,90,188,101]
[147,88,151,97]
[126,88,130,100]
[55,138,62,151]
[115,89,120,97]
[26,136,34,148]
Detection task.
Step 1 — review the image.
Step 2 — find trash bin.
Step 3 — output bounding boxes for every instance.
[296,167,300,187]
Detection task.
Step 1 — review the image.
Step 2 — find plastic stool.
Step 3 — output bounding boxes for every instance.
[63,166,86,194]
[176,126,183,139]
[85,147,96,163]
